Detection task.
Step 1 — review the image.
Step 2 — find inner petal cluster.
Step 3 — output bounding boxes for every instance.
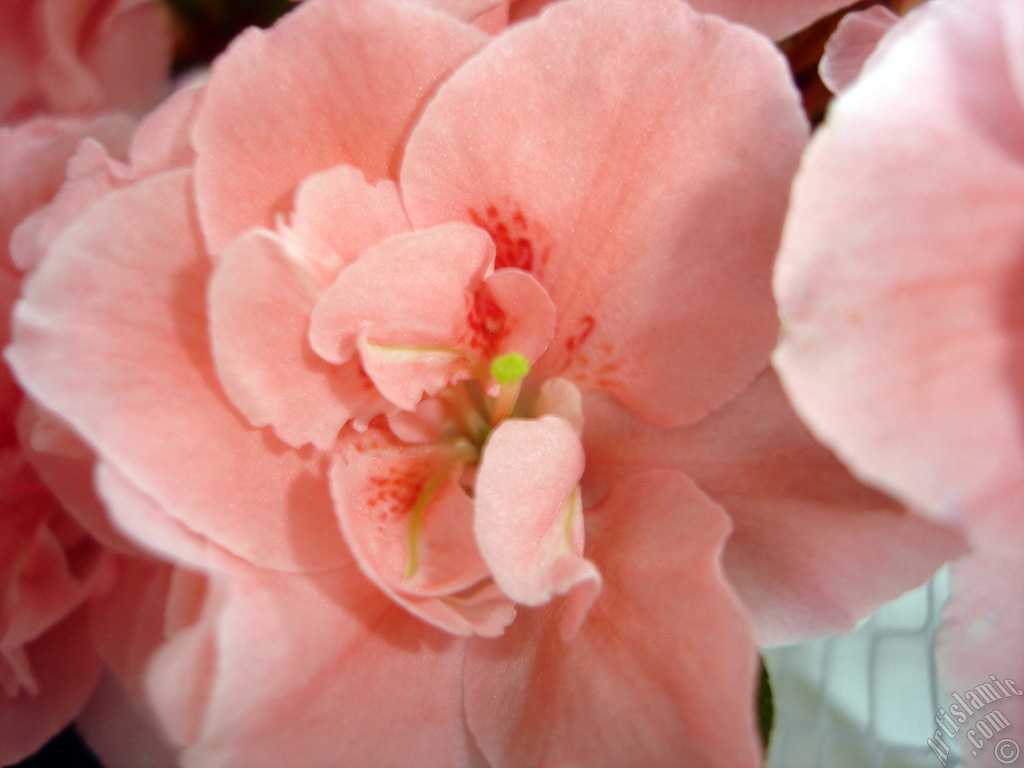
[211,206,601,637]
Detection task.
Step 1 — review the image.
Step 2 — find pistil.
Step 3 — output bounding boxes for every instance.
[489,352,530,425]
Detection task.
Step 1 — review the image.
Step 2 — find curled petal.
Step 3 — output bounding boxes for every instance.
[465,470,760,768]
[474,415,598,632]
[286,164,410,275]
[209,230,387,450]
[819,5,899,95]
[330,438,514,637]
[311,224,498,410]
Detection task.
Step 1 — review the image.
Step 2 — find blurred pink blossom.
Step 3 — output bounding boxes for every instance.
[0,0,173,762]
[774,0,1024,763]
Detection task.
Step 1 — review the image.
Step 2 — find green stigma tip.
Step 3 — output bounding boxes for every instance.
[491,352,530,385]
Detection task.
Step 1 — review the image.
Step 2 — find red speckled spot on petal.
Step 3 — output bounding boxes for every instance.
[462,286,509,361]
[365,464,429,522]
[469,204,547,273]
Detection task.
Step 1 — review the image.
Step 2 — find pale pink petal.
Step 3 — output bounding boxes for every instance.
[88,557,176,703]
[407,0,504,22]
[95,462,244,573]
[0,608,102,765]
[208,231,386,450]
[286,164,410,275]
[480,268,555,368]
[0,269,21,402]
[819,5,899,95]
[192,0,487,253]
[310,224,494,410]
[174,565,474,768]
[465,470,760,768]
[773,0,1024,540]
[582,369,966,645]
[532,377,583,433]
[8,171,347,571]
[15,402,140,555]
[937,552,1024,768]
[330,436,514,636]
[401,0,807,427]
[10,135,128,272]
[127,79,204,177]
[1004,0,1024,106]
[772,3,1024,750]
[144,582,219,747]
[474,416,597,624]
[0,114,132,268]
[90,559,216,749]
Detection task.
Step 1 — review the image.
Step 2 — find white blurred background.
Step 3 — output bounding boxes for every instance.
[765,569,957,768]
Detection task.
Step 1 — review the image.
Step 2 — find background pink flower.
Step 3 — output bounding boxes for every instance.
[774,0,1024,763]
[0,1,173,762]
[0,0,172,124]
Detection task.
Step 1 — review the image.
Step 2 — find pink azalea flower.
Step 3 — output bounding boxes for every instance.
[0,1,173,762]
[8,0,963,764]
[774,0,1024,763]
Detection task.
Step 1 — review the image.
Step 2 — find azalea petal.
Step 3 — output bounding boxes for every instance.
[480,268,555,368]
[95,462,243,573]
[88,557,177,703]
[208,230,386,450]
[141,580,219,750]
[330,436,513,637]
[286,164,410,275]
[8,171,347,571]
[311,223,495,409]
[937,552,1024,767]
[474,416,597,624]
[15,402,140,555]
[74,0,173,117]
[773,0,1024,539]
[506,0,858,40]
[0,114,131,269]
[401,0,807,427]
[582,369,966,645]
[192,0,487,253]
[174,564,474,768]
[1,512,96,650]
[818,5,899,95]
[35,0,172,117]
[0,607,102,766]
[9,135,127,272]
[409,0,504,22]
[127,79,203,177]
[465,470,760,768]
